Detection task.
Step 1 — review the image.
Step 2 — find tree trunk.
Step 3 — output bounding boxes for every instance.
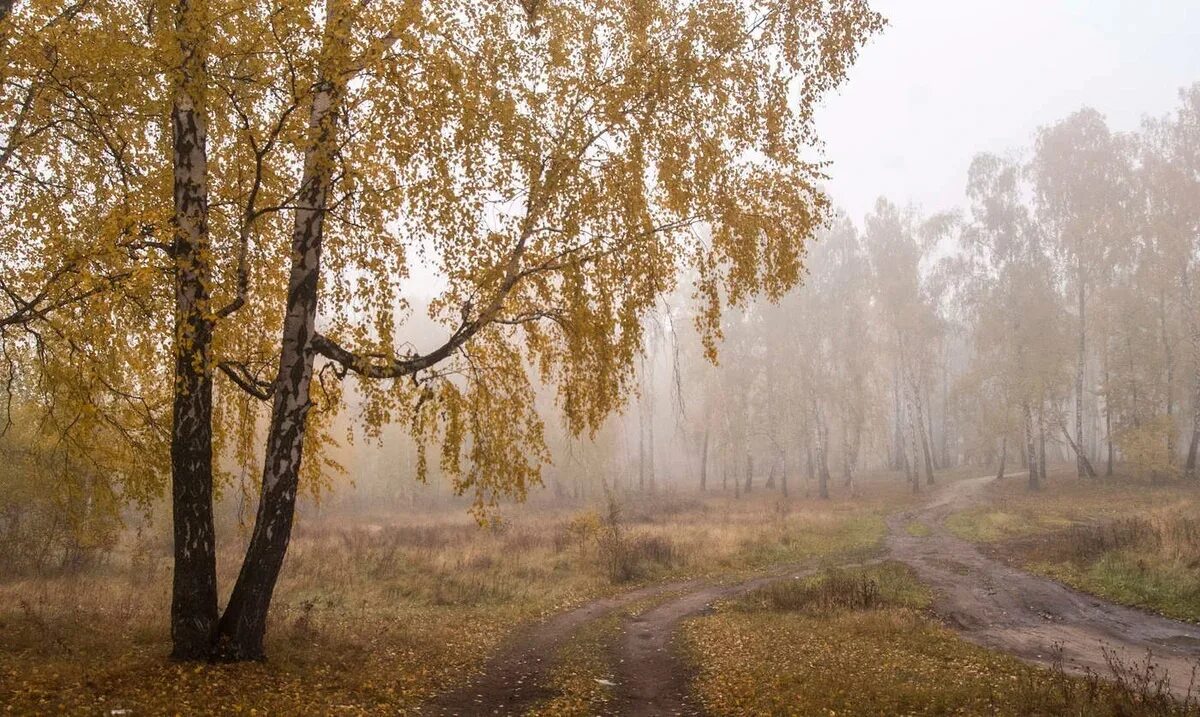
[906,376,935,486]
[647,401,656,493]
[1162,288,1176,465]
[918,405,935,485]
[995,437,1007,480]
[906,408,920,495]
[805,441,814,496]
[842,417,860,495]
[1038,401,1047,485]
[743,453,753,494]
[699,423,709,491]
[638,380,646,491]
[1186,268,1200,479]
[941,357,951,468]
[812,400,830,499]
[213,32,343,660]
[891,363,904,471]
[925,383,939,470]
[1104,346,1114,477]
[168,0,218,661]
[1024,402,1040,491]
[1076,258,1087,478]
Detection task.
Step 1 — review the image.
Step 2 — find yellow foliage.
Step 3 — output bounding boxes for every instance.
[1115,415,1179,482]
[1,0,884,518]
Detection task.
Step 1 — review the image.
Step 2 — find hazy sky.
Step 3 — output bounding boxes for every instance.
[815,0,1200,221]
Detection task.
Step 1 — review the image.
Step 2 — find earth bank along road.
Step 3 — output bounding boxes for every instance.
[427,475,1200,715]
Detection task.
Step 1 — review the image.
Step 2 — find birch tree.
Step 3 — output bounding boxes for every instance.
[2,0,883,660]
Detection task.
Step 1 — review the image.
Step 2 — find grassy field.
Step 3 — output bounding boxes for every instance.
[946,467,1200,622]
[0,474,914,715]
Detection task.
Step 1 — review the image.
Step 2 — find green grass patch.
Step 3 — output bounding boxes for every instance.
[946,507,1074,542]
[1033,550,1200,623]
[905,521,932,537]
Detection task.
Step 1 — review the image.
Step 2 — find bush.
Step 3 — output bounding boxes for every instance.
[0,440,122,576]
[740,563,929,614]
[594,492,680,583]
[1116,416,1180,483]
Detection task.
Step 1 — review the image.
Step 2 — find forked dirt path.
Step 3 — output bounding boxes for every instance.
[889,475,1200,696]
[426,475,1200,715]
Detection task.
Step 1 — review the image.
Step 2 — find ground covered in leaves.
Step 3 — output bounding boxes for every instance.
[681,563,1200,716]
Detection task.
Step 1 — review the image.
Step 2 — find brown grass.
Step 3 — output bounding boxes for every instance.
[0,472,913,714]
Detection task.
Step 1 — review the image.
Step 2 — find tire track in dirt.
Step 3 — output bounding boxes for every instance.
[607,570,810,716]
[889,475,1200,697]
[424,579,702,716]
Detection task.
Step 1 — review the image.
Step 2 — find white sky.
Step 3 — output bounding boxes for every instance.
[814,0,1200,222]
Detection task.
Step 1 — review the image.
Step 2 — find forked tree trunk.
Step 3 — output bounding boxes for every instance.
[906,377,934,486]
[213,35,344,659]
[1059,419,1098,479]
[168,0,218,661]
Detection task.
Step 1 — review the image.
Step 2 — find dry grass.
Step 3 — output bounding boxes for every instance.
[0,473,913,714]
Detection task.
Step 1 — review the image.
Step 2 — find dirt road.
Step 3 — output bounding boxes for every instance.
[426,475,1200,714]
[889,475,1200,696]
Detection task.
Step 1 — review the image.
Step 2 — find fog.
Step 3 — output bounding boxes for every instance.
[3,0,1200,713]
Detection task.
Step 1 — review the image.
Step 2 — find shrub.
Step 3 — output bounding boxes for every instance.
[594,492,680,583]
[1116,416,1180,483]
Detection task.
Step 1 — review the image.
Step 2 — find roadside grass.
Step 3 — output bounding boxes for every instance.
[905,520,933,537]
[682,562,1200,716]
[946,467,1200,622]
[0,470,914,715]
